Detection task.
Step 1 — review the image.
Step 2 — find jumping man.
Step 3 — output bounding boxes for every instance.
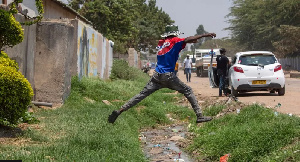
[108,25,216,124]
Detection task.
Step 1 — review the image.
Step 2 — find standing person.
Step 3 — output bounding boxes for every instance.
[108,25,216,124]
[216,48,229,97]
[174,61,179,76]
[183,55,192,82]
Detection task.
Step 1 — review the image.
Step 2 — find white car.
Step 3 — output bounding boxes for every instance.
[229,51,285,96]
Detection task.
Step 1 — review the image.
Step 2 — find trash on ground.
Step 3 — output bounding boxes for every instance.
[84,97,95,103]
[172,129,178,132]
[220,154,230,162]
[102,100,112,105]
[170,136,184,141]
[275,103,282,108]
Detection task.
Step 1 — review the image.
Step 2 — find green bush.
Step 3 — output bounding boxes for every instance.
[110,59,149,82]
[0,54,33,126]
[0,51,19,70]
[0,9,24,49]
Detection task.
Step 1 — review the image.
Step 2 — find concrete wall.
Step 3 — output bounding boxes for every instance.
[34,20,75,104]
[72,19,113,80]
[33,19,113,104]
[4,15,113,105]
[128,48,141,68]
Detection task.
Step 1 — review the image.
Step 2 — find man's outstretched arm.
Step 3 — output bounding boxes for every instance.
[184,33,216,43]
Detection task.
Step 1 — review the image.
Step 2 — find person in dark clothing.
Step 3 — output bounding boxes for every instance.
[216,48,229,97]
[108,25,216,124]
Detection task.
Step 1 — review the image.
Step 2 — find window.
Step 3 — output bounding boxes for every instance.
[238,54,276,66]
[232,56,237,65]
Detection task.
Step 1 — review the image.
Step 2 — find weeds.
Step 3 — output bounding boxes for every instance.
[188,104,300,161]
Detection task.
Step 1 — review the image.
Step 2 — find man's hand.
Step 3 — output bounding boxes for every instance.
[205,33,216,38]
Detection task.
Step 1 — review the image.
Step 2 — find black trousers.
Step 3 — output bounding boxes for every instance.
[121,71,202,115]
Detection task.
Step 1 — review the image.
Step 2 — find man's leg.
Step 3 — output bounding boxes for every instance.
[221,75,226,95]
[185,68,189,82]
[108,76,162,123]
[167,75,212,123]
[219,74,224,96]
[188,68,191,82]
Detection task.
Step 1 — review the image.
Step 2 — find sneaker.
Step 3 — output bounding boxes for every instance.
[196,115,212,123]
[108,110,120,124]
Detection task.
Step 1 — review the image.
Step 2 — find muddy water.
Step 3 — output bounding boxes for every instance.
[140,124,194,162]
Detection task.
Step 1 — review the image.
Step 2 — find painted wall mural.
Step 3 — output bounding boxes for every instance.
[77,21,98,79]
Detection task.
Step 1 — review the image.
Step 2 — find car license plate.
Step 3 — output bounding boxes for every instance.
[252,80,266,84]
[208,64,217,67]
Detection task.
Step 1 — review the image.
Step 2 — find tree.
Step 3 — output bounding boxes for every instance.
[0,0,43,50]
[227,0,300,56]
[193,25,212,49]
[68,0,174,54]
[273,25,300,57]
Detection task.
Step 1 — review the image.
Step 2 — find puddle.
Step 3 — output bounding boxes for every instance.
[140,124,194,162]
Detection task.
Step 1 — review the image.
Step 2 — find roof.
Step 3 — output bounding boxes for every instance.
[50,0,92,25]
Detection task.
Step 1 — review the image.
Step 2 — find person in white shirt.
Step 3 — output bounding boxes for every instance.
[183,55,192,82]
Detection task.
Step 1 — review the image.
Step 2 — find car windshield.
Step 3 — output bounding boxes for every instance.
[238,54,277,66]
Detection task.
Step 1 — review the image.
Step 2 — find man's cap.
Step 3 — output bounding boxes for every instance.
[161,25,183,38]
[186,54,190,57]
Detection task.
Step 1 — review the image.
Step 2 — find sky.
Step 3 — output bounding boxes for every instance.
[155,0,233,39]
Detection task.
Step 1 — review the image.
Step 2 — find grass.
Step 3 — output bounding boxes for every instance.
[1,67,299,161]
[187,104,300,161]
[0,75,195,161]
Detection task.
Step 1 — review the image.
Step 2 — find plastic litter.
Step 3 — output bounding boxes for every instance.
[163,101,166,104]
[288,113,293,117]
[153,144,161,147]
[236,109,240,114]
[173,153,184,162]
[275,103,281,108]
[220,154,230,162]
[274,112,279,116]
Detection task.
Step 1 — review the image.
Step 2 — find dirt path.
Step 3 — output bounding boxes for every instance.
[175,70,300,116]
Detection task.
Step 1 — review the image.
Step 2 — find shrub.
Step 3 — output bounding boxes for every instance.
[0,55,33,126]
[110,59,148,82]
[0,51,19,70]
[0,9,24,49]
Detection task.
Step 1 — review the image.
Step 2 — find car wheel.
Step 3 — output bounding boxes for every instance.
[231,86,238,97]
[278,86,285,96]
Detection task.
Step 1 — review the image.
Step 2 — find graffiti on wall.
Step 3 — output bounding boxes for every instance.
[77,21,98,78]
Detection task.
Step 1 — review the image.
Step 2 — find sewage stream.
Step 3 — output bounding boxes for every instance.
[140,124,194,162]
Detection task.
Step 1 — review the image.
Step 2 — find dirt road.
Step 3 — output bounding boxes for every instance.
[175,70,300,116]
